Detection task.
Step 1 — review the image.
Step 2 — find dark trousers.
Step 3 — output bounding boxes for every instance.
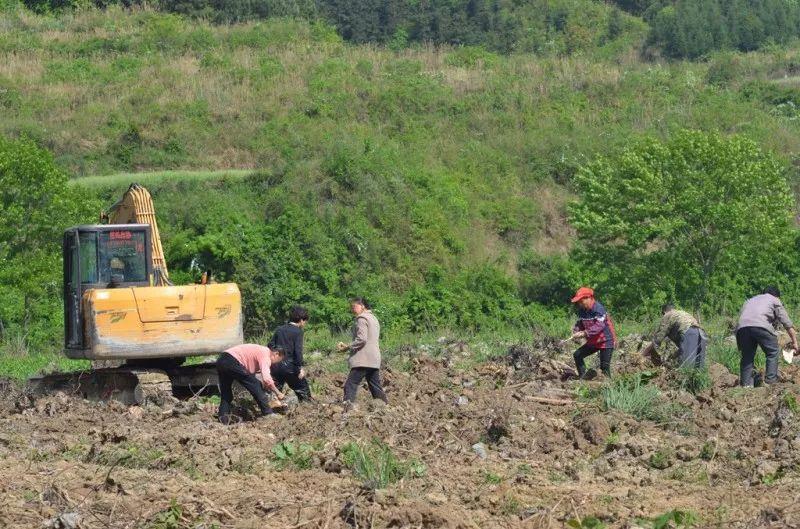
[270,361,312,401]
[678,327,707,369]
[574,344,613,377]
[344,367,387,404]
[737,326,780,386]
[216,352,273,424]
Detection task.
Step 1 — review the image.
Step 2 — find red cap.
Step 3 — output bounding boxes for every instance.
[571,287,594,303]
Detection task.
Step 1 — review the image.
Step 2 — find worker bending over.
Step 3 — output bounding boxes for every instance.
[641,304,707,369]
[736,287,798,387]
[568,287,617,378]
[216,344,285,424]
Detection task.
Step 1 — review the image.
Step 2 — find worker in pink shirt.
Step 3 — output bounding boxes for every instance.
[216,343,286,424]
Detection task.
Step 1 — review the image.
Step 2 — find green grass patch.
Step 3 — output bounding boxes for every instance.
[340,439,425,490]
[601,371,678,423]
[0,353,90,380]
[70,169,251,189]
[271,440,319,470]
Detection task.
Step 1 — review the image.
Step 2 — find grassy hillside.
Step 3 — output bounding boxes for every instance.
[5,5,800,349]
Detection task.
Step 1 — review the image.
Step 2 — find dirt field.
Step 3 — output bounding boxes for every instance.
[2,340,800,529]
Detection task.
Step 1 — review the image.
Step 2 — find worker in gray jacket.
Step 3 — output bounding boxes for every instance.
[336,297,387,404]
[736,287,799,387]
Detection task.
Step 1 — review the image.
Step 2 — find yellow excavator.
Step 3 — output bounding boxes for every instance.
[30,184,243,404]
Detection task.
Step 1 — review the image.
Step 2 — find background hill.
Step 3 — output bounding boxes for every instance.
[4,1,800,351]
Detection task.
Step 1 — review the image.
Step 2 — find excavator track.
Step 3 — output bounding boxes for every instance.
[28,363,219,406]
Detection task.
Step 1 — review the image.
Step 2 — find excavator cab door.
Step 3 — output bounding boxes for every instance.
[63,230,82,349]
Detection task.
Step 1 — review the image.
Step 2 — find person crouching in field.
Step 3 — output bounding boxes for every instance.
[640,304,707,369]
[568,287,617,379]
[336,297,387,406]
[216,344,286,424]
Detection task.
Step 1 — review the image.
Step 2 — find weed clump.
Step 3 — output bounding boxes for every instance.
[340,439,425,490]
[601,372,676,422]
[674,367,711,395]
[271,441,318,470]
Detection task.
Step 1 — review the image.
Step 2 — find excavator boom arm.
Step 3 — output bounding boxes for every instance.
[106,184,170,284]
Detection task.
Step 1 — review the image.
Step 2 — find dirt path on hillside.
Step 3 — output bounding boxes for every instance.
[2,342,800,528]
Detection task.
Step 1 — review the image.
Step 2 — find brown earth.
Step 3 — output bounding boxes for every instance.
[2,341,800,529]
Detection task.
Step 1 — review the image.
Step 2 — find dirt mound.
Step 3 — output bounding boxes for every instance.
[1,340,799,528]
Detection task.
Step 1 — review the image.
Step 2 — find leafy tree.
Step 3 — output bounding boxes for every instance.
[0,136,96,346]
[568,130,797,315]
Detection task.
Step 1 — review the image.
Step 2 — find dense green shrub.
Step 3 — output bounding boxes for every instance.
[0,135,97,348]
[569,130,797,315]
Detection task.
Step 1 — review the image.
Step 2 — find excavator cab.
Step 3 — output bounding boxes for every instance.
[63,224,153,350]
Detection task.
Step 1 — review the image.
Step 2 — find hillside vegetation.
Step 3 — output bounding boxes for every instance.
[4,5,800,350]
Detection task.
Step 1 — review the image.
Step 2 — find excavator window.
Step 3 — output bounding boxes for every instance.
[98,230,148,284]
[79,232,98,284]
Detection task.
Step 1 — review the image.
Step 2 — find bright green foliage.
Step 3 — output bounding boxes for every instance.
[0,135,97,347]
[569,130,796,315]
[340,439,425,489]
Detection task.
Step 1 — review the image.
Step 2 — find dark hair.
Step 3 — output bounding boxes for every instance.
[764,286,781,298]
[271,345,286,356]
[288,305,309,323]
[350,297,371,309]
[661,303,675,314]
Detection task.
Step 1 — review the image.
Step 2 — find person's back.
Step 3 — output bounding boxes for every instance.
[738,293,792,334]
[269,323,304,368]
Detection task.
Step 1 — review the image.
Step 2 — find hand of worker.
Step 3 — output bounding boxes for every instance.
[336,342,349,352]
[298,368,306,380]
[274,390,285,401]
[571,331,587,342]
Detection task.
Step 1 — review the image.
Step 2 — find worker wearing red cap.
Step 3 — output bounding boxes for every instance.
[568,287,617,378]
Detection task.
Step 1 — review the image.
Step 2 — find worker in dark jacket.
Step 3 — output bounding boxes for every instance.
[736,287,798,387]
[568,287,617,378]
[268,305,312,401]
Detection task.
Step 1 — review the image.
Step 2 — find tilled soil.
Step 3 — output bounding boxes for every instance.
[2,343,800,528]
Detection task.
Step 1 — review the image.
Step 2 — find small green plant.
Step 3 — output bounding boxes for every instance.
[699,440,717,461]
[566,515,607,529]
[481,469,503,484]
[271,441,318,470]
[674,367,710,395]
[649,509,699,529]
[604,431,620,451]
[649,450,673,470]
[782,391,798,413]
[340,440,425,489]
[761,468,784,485]
[149,499,184,529]
[516,463,532,475]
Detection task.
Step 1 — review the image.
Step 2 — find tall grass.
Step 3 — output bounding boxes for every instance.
[340,439,425,489]
[602,372,678,422]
